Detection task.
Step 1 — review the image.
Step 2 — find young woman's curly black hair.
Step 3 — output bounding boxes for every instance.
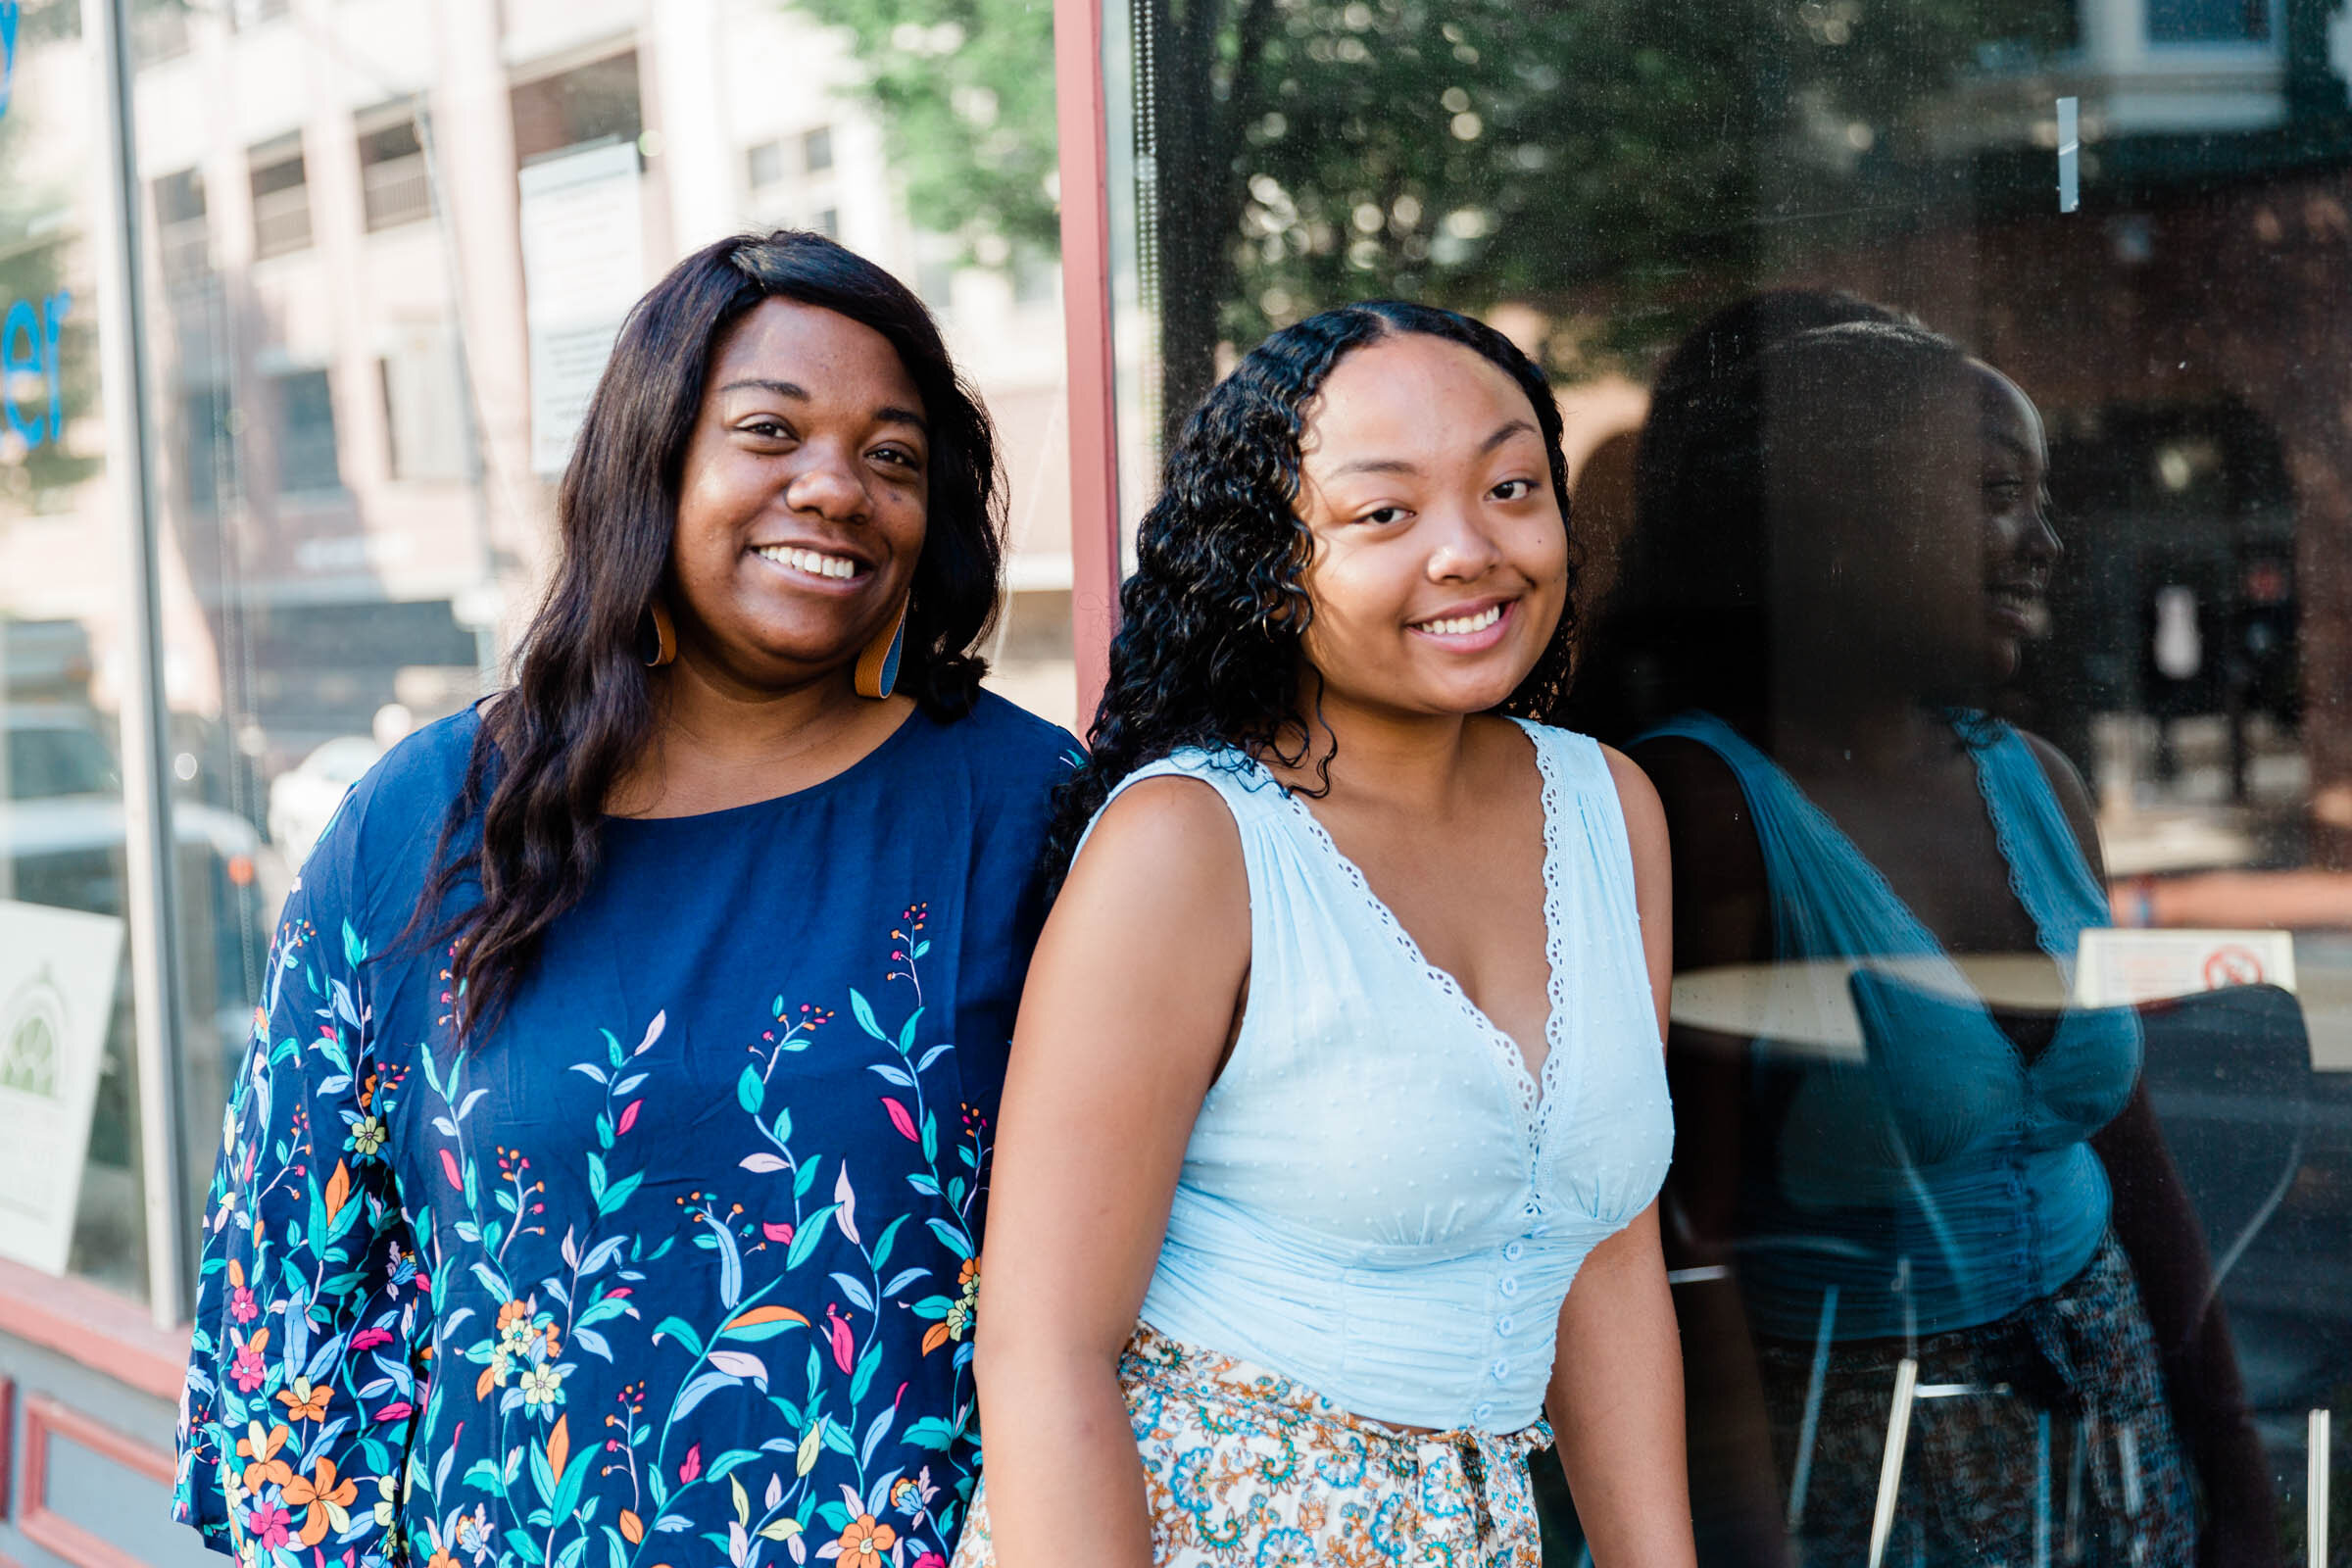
[1041,299,1577,890]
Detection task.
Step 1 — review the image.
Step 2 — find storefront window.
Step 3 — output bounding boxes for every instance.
[0,0,147,1299]
[1109,0,2352,1558]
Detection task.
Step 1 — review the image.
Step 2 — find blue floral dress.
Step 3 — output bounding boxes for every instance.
[172,694,1073,1568]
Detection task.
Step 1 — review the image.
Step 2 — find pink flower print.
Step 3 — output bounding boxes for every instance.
[229,1333,270,1393]
[229,1285,259,1324]
[246,1499,294,1551]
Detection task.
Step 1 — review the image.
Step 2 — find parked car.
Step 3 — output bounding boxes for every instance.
[266,734,382,869]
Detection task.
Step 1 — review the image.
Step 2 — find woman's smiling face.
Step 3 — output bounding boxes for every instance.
[1291,331,1569,719]
[666,296,930,691]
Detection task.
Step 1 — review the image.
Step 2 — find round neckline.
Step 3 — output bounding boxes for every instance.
[603,702,928,828]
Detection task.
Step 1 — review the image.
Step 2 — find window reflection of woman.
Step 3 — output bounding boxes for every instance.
[1573,309,2275,1568]
[172,232,1073,1568]
[956,303,1694,1568]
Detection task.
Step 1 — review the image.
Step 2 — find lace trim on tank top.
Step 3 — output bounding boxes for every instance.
[1529,723,1580,1146]
[1253,718,1567,1143]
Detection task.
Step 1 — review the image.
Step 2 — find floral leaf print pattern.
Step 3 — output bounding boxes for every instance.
[174,881,429,1568]
[173,699,1068,1568]
[180,894,993,1568]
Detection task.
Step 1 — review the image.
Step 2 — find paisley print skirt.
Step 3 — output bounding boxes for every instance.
[1754,1235,2196,1568]
[954,1323,1550,1568]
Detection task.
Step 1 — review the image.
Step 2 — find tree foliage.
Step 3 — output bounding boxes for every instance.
[785,0,1061,262]
[794,0,2075,419]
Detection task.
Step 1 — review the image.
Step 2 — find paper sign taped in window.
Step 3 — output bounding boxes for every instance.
[2075,927,2298,1007]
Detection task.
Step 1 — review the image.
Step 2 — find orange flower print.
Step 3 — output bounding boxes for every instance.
[496,1298,537,1349]
[945,1257,978,1342]
[281,1456,358,1545]
[276,1375,331,1422]
[429,1552,463,1568]
[235,1420,295,1492]
[832,1515,898,1568]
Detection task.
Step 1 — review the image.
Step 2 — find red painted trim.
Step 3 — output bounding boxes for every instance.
[20,1394,177,1568]
[0,1256,190,1402]
[1054,0,1122,728]
[0,1375,15,1521]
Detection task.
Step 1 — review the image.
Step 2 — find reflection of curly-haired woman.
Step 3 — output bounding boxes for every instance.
[1577,303,2275,1568]
[958,302,1694,1568]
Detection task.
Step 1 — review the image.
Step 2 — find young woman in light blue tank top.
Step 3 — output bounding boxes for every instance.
[954,304,1693,1568]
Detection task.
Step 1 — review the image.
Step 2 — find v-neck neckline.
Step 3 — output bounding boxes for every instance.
[1661,710,2120,1075]
[1248,717,1568,1134]
[1742,716,2059,964]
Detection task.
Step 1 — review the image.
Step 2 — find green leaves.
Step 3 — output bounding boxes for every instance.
[783,0,1060,262]
[652,1316,706,1358]
[785,1205,837,1270]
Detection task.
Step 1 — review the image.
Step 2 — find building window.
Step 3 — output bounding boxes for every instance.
[152,167,208,281]
[270,368,342,494]
[2146,0,2271,41]
[248,134,311,259]
[179,383,237,513]
[378,322,471,482]
[803,125,834,175]
[746,139,786,193]
[356,107,432,231]
[130,0,191,65]
[511,52,644,166]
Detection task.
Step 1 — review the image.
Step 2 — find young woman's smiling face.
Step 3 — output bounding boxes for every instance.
[1292,332,1569,718]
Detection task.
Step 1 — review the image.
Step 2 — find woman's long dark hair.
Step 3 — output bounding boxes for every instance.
[420,230,1004,1038]
[1042,300,1577,890]
[1561,299,1963,747]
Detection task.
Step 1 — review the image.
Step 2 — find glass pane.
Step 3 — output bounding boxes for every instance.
[0,0,146,1298]
[2148,0,2273,44]
[132,0,1074,1301]
[1110,0,2344,1557]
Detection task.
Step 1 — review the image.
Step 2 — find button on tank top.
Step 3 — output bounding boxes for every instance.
[1082,719,1673,1432]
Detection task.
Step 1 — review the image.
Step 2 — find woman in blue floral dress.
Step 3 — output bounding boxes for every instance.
[171,231,1073,1568]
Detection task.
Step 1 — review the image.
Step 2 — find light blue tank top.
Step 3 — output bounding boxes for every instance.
[1083,720,1673,1432]
[1640,710,2140,1341]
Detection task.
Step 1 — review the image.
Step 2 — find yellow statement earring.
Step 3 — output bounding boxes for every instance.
[641,602,677,668]
[854,597,908,700]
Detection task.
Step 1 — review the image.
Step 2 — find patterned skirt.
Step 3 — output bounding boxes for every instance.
[953,1323,1551,1568]
[1753,1235,2196,1568]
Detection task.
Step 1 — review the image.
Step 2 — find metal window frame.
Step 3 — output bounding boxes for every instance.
[85,0,194,1331]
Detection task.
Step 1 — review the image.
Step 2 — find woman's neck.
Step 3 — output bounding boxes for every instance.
[1262,679,1484,817]
[612,657,912,817]
[1766,640,1974,777]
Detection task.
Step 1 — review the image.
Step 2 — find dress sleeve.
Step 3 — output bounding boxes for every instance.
[173,793,426,1565]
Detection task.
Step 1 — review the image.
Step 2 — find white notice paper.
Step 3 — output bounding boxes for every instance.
[519,140,646,474]
[0,898,124,1276]
[2075,927,2298,1008]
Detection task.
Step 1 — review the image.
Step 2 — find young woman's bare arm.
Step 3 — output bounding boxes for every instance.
[968,776,1250,1568]
[1546,752,1696,1568]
